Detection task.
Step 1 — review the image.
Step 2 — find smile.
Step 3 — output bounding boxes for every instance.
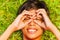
[27,28,37,34]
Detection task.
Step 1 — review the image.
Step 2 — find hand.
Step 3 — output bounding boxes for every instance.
[36,9,58,31]
[36,9,48,16]
[35,9,50,30]
[10,10,32,31]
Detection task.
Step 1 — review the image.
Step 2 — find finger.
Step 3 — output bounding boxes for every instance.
[34,20,42,26]
[34,20,47,30]
[13,10,30,23]
[37,14,42,20]
[18,10,30,19]
[19,19,32,29]
[36,9,45,13]
[41,22,48,30]
[21,16,26,21]
[14,11,26,22]
[21,10,33,17]
[24,19,32,26]
[36,9,47,16]
[36,11,43,19]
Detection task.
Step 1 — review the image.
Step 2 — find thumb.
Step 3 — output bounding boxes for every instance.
[18,19,32,30]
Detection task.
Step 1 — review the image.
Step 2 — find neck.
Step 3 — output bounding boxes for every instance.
[23,35,41,40]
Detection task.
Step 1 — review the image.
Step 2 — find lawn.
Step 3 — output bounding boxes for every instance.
[0,0,60,40]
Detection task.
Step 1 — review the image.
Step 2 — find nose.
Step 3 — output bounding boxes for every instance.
[29,21,35,26]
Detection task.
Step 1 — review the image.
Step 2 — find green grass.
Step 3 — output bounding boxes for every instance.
[0,0,60,40]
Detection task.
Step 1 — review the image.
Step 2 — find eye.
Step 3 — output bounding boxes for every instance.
[39,13,42,16]
[36,13,43,20]
[24,17,30,20]
[23,16,31,22]
[36,17,41,20]
[36,17,44,23]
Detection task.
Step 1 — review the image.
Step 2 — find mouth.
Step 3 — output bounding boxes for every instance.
[27,28,37,34]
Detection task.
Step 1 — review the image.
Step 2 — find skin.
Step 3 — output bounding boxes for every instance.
[0,9,60,40]
[22,9,43,40]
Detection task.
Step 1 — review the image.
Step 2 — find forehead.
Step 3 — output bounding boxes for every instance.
[27,9,36,15]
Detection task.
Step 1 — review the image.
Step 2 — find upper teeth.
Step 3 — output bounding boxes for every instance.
[28,29,36,32]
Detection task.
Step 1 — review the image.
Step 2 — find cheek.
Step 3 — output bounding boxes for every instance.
[38,28,43,35]
[21,25,28,33]
[36,25,43,35]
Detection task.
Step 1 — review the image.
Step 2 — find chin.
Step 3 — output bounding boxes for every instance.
[25,34,42,39]
[22,32,43,40]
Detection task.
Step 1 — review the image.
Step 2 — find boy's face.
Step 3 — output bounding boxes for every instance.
[21,9,43,39]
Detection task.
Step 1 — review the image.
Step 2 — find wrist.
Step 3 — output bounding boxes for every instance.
[49,25,60,39]
[0,25,15,40]
[8,24,16,32]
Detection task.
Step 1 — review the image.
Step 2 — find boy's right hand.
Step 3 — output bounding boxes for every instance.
[10,10,32,32]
